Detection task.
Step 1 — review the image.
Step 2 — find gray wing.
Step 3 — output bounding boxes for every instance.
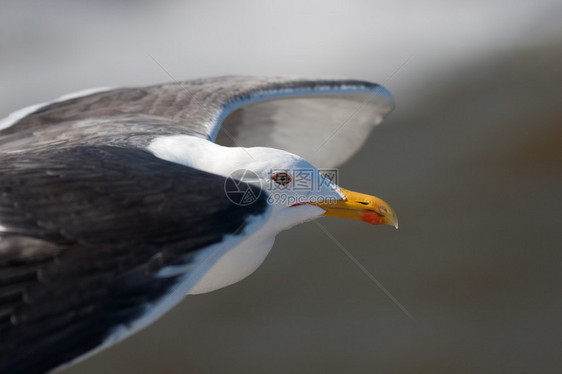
[0,146,268,374]
[213,78,394,167]
[1,76,394,166]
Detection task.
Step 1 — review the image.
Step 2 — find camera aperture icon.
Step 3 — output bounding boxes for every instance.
[224,169,261,206]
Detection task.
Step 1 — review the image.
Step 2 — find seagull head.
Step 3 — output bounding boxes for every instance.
[149,135,398,229]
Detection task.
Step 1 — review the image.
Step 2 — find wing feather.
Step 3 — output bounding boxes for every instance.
[0,146,268,374]
[1,76,393,166]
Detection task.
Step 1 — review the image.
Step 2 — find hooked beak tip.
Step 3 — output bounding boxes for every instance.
[314,187,399,228]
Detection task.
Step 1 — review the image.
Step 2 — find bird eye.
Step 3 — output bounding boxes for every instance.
[271,172,292,186]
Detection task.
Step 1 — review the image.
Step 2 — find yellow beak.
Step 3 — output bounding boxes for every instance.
[312,187,398,228]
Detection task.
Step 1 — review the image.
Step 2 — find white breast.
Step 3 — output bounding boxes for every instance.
[188,231,275,294]
[189,204,323,294]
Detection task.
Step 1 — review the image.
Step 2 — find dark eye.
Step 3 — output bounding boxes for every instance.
[271,172,292,186]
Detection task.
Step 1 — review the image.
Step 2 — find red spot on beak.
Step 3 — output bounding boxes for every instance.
[361,211,384,225]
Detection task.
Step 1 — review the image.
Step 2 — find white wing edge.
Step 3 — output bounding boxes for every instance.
[207,83,395,141]
[0,87,115,132]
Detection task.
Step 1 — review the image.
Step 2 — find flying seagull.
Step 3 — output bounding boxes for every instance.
[0,76,397,373]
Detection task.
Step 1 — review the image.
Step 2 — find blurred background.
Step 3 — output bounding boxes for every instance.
[1,0,561,373]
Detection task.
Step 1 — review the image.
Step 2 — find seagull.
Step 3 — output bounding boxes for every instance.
[0,76,397,374]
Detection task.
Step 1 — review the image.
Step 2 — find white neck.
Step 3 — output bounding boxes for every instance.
[147,135,326,294]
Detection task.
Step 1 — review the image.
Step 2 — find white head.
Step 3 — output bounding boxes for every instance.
[148,135,398,232]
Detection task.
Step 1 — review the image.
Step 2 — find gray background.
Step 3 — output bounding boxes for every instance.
[1,1,561,373]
